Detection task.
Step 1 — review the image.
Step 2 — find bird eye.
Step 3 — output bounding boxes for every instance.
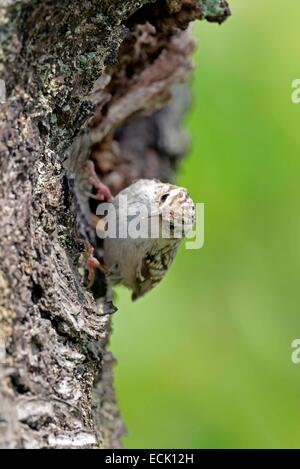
[160,193,169,203]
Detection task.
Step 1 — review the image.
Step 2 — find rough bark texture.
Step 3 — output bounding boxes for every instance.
[0,0,230,449]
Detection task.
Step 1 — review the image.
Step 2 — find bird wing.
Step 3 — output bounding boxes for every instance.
[132,241,180,301]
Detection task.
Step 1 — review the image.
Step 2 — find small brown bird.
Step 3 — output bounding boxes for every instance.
[102,179,195,300]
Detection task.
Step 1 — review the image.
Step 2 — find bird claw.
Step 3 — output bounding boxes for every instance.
[87,160,113,202]
[84,243,107,288]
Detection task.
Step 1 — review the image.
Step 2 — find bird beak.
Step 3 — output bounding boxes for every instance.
[141,210,161,221]
[147,210,161,218]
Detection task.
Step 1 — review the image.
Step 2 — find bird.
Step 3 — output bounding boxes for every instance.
[100,178,195,301]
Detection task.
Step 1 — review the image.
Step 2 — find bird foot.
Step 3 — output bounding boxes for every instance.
[84,243,107,288]
[87,160,113,202]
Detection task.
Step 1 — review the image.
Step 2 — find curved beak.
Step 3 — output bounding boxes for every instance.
[147,210,161,218]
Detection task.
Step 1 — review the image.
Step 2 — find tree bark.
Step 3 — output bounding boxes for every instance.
[0,0,230,449]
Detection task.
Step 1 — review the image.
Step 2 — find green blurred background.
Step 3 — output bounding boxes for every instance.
[110,0,300,448]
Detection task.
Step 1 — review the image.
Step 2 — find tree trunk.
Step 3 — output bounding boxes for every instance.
[0,0,230,449]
